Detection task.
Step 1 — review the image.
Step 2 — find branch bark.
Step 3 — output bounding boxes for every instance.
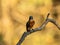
[16,15,60,45]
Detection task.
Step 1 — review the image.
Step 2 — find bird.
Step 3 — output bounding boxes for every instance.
[26,16,35,32]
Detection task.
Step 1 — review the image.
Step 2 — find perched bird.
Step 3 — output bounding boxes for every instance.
[26,16,35,32]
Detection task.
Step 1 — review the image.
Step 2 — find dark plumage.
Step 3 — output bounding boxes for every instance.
[26,16,35,32]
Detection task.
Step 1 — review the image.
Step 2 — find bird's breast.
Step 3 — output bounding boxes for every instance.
[29,20,35,28]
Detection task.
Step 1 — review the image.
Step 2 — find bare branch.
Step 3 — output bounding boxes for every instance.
[46,13,50,20]
[16,15,60,45]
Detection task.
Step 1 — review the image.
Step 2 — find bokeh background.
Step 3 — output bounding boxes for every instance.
[0,0,60,45]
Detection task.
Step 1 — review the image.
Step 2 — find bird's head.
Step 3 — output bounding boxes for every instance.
[29,16,33,20]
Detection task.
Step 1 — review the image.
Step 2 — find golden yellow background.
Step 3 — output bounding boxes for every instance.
[0,0,60,45]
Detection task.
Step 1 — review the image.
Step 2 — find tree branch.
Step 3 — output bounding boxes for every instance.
[16,15,60,45]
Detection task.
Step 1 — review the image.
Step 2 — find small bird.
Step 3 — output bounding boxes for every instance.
[26,16,35,32]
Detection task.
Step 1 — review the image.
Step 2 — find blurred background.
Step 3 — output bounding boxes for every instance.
[0,0,60,45]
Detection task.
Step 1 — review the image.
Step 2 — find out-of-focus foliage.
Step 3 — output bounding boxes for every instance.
[52,0,60,6]
[0,34,6,45]
[52,8,58,19]
[0,0,60,45]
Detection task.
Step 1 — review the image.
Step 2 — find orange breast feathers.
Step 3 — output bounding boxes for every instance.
[29,19,35,28]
